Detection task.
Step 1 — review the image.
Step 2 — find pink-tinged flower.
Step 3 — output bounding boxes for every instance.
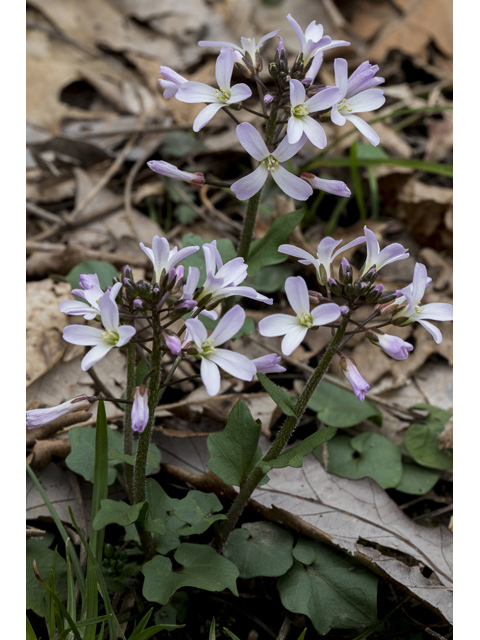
[361,226,409,275]
[139,236,199,282]
[286,14,350,65]
[393,263,453,344]
[175,48,252,132]
[304,52,324,84]
[231,123,312,201]
[63,293,136,371]
[185,306,257,396]
[60,277,122,320]
[147,160,205,187]
[159,66,188,99]
[340,357,370,401]
[287,80,341,149]
[278,234,365,284]
[330,59,385,146]
[301,172,351,197]
[258,276,341,356]
[27,395,91,429]
[131,385,150,433]
[252,353,286,374]
[198,29,280,60]
[165,334,182,355]
[369,332,414,360]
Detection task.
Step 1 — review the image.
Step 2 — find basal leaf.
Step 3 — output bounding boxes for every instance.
[26,541,67,617]
[174,491,227,536]
[395,462,440,495]
[404,423,453,470]
[223,522,294,579]
[142,543,239,605]
[277,537,378,635]
[325,433,402,489]
[92,500,149,531]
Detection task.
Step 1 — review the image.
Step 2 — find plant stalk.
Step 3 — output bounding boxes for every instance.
[236,187,263,261]
[212,315,350,551]
[124,341,136,503]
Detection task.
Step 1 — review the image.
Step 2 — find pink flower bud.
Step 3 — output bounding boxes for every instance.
[165,334,182,355]
[132,385,150,433]
[340,357,370,401]
[252,354,286,374]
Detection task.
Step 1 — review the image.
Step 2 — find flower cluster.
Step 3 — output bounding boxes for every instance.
[151,13,385,203]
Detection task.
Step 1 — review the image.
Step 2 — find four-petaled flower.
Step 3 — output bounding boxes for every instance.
[300,173,351,197]
[139,235,199,282]
[287,79,341,149]
[286,13,350,65]
[370,332,414,360]
[59,276,122,320]
[393,263,453,343]
[63,293,136,371]
[258,276,341,355]
[331,59,386,146]
[185,306,257,396]
[278,235,365,284]
[198,29,280,63]
[361,225,409,275]
[27,395,91,429]
[231,123,313,201]
[175,48,252,132]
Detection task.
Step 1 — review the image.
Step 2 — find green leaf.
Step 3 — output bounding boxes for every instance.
[175,203,198,224]
[324,433,402,488]
[144,479,185,554]
[304,153,453,177]
[161,131,204,158]
[92,500,149,531]
[257,373,298,417]
[308,379,382,428]
[181,233,236,283]
[223,521,294,579]
[258,427,337,473]
[174,491,227,536]
[404,423,453,470]
[142,543,239,605]
[247,209,305,277]
[26,540,68,616]
[107,444,161,475]
[277,537,378,635]
[395,462,440,495]
[250,264,293,293]
[207,400,263,486]
[63,261,118,291]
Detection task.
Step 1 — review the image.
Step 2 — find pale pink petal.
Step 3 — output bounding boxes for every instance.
[184,318,208,349]
[235,123,269,161]
[305,86,342,112]
[285,276,310,315]
[116,325,137,347]
[63,325,104,346]
[331,104,346,126]
[290,79,306,107]
[345,115,380,146]
[274,133,307,163]
[259,314,299,337]
[334,58,349,99]
[231,165,268,200]
[201,358,221,396]
[271,165,313,200]
[98,293,119,331]
[198,39,242,52]
[210,349,256,381]
[282,326,308,356]
[215,47,234,89]
[176,81,218,103]
[193,103,226,131]
[348,89,385,113]
[229,83,253,103]
[278,244,317,265]
[419,303,453,322]
[81,343,113,371]
[286,115,305,144]
[418,320,443,344]
[210,306,246,345]
[311,302,341,326]
[300,115,327,149]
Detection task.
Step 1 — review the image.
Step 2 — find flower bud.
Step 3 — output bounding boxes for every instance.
[264,93,274,105]
[338,258,353,285]
[328,278,343,297]
[131,385,150,433]
[252,354,286,374]
[27,395,91,429]
[340,357,370,401]
[165,333,182,355]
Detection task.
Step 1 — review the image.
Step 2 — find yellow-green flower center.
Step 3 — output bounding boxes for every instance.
[215,88,232,103]
[298,311,313,328]
[338,98,353,114]
[262,155,279,173]
[292,104,309,117]
[102,328,120,346]
[199,338,217,358]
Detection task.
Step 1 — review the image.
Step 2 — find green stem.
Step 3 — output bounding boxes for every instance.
[212,315,350,551]
[123,342,136,503]
[236,187,263,261]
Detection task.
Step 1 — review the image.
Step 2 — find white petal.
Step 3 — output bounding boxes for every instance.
[98,293,119,331]
[287,116,305,144]
[59,300,95,316]
[235,123,268,160]
[305,86,342,112]
[116,325,137,347]
[281,326,308,356]
[278,244,317,265]
[259,314,299,337]
[311,303,341,326]
[274,133,307,162]
[229,83,253,103]
[215,47,234,89]
[193,103,226,131]
[418,320,443,344]
[345,115,380,146]
[176,81,217,103]
[231,165,268,201]
[419,303,453,322]
[334,58,349,99]
[210,306,246,345]
[331,104,346,126]
[81,343,113,371]
[290,79,306,107]
[300,115,327,149]
[201,358,221,396]
[285,276,309,315]
[210,349,256,381]
[184,318,208,348]
[348,89,385,113]
[63,325,104,346]
[271,165,313,201]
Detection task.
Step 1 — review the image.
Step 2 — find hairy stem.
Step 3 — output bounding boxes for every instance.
[124,342,136,503]
[212,315,350,551]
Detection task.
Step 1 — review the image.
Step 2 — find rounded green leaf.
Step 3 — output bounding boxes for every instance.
[404,423,453,470]
[395,462,440,495]
[277,538,378,635]
[325,433,402,488]
[92,499,149,531]
[142,543,239,605]
[308,380,382,428]
[223,522,294,578]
